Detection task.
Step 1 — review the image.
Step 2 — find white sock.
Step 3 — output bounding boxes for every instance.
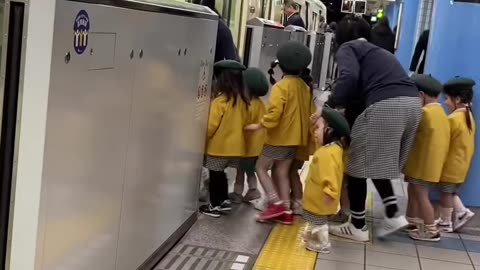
[453,195,467,213]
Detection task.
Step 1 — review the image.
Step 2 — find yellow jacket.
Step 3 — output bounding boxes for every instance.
[261,76,312,146]
[403,103,450,183]
[303,143,344,216]
[206,94,249,157]
[245,98,266,157]
[441,109,476,184]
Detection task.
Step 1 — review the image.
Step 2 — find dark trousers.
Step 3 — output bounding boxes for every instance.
[209,170,229,207]
[348,176,398,228]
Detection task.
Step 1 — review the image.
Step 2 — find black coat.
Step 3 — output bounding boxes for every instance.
[285,13,306,29]
[371,25,395,54]
[410,30,429,74]
[215,19,240,63]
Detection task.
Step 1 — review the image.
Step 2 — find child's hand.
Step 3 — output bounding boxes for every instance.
[324,194,335,206]
[244,124,262,131]
[310,110,322,125]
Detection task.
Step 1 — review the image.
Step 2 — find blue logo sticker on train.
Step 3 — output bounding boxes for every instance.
[73,10,90,55]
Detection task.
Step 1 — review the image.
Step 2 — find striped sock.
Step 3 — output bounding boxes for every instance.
[268,192,280,204]
[351,209,366,229]
[383,196,399,218]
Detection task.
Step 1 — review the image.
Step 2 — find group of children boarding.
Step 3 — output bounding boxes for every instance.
[200,39,477,253]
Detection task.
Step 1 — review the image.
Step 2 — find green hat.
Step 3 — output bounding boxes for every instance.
[214,60,246,71]
[411,74,443,97]
[322,107,350,138]
[276,41,312,72]
[244,67,269,97]
[444,76,476,92]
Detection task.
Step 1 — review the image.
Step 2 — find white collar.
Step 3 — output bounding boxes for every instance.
[425,102,441,107]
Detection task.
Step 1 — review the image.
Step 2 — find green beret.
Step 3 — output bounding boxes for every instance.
[276,41,312,72]
[444,77,476,91]
[214,60,246,71]
[244,67,269,97]
[322,107,350,138]
[411,74,443,97]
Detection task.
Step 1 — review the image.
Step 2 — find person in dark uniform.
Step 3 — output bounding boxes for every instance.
[371,17,395,54]
[201,0,239,62]
[284,0,306,29]
[410,30,429,74]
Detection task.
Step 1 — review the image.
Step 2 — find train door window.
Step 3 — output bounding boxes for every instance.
[312,12,318,32]
[305,2,310,30]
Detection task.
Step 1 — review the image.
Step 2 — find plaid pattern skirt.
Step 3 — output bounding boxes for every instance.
[405,176,435,187]
[347,96,422,180]
[303,209,328,225]
[204,155,239,172]
[261,145,297,160]
[437,182,462,194]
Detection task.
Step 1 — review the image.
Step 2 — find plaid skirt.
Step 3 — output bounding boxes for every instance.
[347,97,422,179]
[261,145,297,160]
[303,209,328,225]
[204,155,239,172]
[405,176,435,187]
[437,182,462,194]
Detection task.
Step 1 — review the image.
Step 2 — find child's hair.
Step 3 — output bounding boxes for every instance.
[268,61,313,91]
[444,86,474,131]
[214,69,250,106]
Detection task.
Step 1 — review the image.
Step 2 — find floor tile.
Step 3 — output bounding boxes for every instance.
[417,245,471,264]
[461,234,480,241]
[464,240,480,253]
[367,240,417,257]
[366,266,403,270]
[317,246,365,264]
[415,236,466,251]
[331,240,365,250]
[442,232,460,239]
[420,258,474,270]
[314,259,363,270]
[366,251,420,270]
[468,252,480,265]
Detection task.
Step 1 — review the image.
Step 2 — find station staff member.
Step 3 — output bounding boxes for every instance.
[284,0,306,29]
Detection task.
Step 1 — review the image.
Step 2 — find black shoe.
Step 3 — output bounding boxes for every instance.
[199,204,221,218]
[218,200,232,212]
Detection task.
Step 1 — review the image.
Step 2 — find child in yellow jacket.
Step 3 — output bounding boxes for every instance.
[302,107,351,254]
[230,67,268,203]
[437,77,476,233]
[245,41,313,224]
[200,60,250,218]
[403,74,450,242]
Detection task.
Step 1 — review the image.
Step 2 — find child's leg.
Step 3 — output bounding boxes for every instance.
[273,159,294,210]
[209,170,228,207]
[244,170,261,201]
[438,189,454,232]
[406,183,420,230]
[289,159,304,202]
[234,168,245,195]
[255,155,278,204]
[408,183,440,241]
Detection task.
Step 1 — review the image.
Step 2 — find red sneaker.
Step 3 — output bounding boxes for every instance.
[257,203,286,221]
[274,211,294,225]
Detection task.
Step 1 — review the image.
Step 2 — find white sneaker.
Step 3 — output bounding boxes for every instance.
[437,221,453,233]
[329,222,369,242]
[306,225,331,254]
[453,209,475,231]
[376,215,409,238]
[253,199,268,212]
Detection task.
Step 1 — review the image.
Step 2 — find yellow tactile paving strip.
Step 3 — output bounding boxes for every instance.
[254,192,374,270]
[253,219,317,270]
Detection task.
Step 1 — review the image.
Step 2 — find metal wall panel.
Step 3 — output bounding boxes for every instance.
[37,1,216,269]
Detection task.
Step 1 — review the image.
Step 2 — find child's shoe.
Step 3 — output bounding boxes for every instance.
[329,221,370,242]
[453,208,475,231]
[377,215,409,238]
[301,223,313,243]
[306,224,331,254]
[274,210,294,225]
[257,202,286,221]
[228,192,244,204]
[219,200,232,213]
[199,204,221,218]
[409,225,441,242]
[437,220,453,233]
[243,189,261,202]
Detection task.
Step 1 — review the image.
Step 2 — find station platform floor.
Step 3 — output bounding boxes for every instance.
[155,167,480,270]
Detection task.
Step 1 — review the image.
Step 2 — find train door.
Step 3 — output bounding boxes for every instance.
[0,0,26,269]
